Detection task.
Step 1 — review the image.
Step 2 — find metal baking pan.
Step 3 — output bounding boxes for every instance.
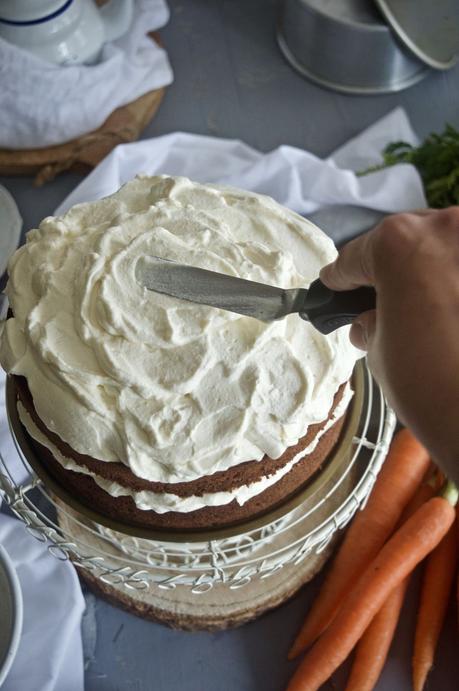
[277,0,430,94]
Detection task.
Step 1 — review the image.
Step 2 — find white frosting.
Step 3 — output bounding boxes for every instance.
[17,384,352,512]
[1,175,360,484]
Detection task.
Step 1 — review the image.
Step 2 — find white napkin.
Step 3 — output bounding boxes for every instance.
[0,518,85,691]
[0,0,173,150]
[0,377,86,691]
[55,107,427,241]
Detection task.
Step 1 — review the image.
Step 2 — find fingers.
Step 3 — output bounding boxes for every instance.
[349,309,377,351]
[320,232,374,290]
[320,210,438,292]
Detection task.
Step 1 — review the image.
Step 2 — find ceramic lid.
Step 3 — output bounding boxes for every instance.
[375,0,459,70]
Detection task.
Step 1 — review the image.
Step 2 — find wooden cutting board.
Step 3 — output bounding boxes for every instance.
[0,33,166,186]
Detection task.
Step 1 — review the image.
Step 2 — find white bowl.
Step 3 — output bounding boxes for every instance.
[0,543,23,687]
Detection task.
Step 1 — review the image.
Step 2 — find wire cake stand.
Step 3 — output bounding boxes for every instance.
[0,362,395,630]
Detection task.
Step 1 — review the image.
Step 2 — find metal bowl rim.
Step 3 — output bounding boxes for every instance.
[0,543,23,687]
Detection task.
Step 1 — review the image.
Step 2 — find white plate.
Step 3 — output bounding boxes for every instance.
[0,186,22,279]
[0,543,23,687]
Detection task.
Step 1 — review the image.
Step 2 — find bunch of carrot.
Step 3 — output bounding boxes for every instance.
[286,428,459,691]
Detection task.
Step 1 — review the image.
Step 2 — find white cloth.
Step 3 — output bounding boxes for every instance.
[0,372,86,691]
[0,107,426,690]
[0,0,173,150]
[55,107,427,242]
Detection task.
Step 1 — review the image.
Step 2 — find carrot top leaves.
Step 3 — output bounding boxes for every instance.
[358,124,459,208]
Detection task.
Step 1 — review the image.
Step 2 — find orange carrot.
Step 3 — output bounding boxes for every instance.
[344,581,408,691]
[412,520,458,691]
[457,508,459,628]
[286,490,457,691]
[344,476,438,691]
[288,428,430,659]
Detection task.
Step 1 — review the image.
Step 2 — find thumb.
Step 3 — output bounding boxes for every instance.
[350,309,377,351]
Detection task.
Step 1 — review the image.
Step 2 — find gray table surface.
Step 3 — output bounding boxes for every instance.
[1,1,459,689]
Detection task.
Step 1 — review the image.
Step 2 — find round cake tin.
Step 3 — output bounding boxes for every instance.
[277,0,431,94]
[0,543,23,687]
[6,362,364,543]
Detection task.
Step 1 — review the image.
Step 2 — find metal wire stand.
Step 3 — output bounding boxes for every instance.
[0,362,395,597]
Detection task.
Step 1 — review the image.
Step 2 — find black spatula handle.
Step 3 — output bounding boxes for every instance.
[300,279,376,335]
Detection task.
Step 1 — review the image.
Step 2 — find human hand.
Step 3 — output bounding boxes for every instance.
[320,209,459,481]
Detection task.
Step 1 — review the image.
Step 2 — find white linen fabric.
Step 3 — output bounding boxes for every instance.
[0,0,173,149]
[55,107,427,235]
[0,373,86,691]
[0,107,426,690]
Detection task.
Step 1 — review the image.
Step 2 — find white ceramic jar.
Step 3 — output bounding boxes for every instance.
[0,0,133,64]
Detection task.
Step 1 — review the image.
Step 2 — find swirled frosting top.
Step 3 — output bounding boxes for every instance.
[0,176,359,483]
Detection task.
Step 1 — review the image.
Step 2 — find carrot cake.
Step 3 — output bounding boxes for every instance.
[0,175,360,530]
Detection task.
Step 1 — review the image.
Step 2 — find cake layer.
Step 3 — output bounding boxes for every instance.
[18,392,350,513]
[14,374,348,497]
[16,374,351,515]
[16,392,347,530]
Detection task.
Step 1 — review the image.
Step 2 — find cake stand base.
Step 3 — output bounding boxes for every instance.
[57,458,356,631]
[78,544,333,631]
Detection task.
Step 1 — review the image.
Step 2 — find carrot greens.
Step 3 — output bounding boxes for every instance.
[358,124,459,208]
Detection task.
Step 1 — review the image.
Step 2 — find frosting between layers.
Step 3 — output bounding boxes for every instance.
[17,384,352,512]
[1,175,360,483]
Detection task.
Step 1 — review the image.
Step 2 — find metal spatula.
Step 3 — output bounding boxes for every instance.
[135,256,376,335]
